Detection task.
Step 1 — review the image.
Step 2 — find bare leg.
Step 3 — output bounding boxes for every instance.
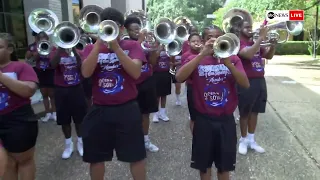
[199,168,212,180]
[130,159,146,180]
[142,114,150,135]
[248,112,258,134]
[48,88,55,112]
[90,162,105,180]
[40,88,50,113]
[217,171,230,180]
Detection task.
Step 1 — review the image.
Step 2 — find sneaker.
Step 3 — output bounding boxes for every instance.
[41,113,51,122]
[145,140,159,152]
[50,113,57,121]
[158,112,169,122]
[77,141,83,156]
[175,100,182,106]
[62,142,74,159]
[248,141,265,153]
[152,113,159,123]
[238,137,249,155]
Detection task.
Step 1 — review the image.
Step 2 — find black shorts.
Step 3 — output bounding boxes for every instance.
[238,77,267,115]
[154,71,172,97]
[82,78,92,99]
[191,113,237,173]
[0,105,38,153]
[54,84,87,125]
[82,100,146,163]
[35,68,55,88]
[187,83,197,121]
[137,76,158,114]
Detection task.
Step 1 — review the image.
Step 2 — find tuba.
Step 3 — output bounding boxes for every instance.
[222,8,253,33]
[79,5,103,33]
[173,16,192,42]
[98,20,119,42]
[52,22,81,49]
[252,21,304,46]
[28,8,59,35]
[165,39,182,56]
[213,33,240,58]
[154,18,176,45]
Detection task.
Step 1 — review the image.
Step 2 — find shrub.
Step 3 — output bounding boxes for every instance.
[275,41,320,55]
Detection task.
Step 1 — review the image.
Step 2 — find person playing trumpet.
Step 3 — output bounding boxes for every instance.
[176,25,249,180]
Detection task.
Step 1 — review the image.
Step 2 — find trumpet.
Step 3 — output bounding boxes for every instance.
[173,16,193,42]
[213,33,240,58]
[251,21,304,46]
[154,18,176,44]
[98,20,119,42]
[79,5,103,33]
[75,35,91,51]
[165,39,182,56]
[52,22,81,49]
[37,39,52,56]
[28,8,59,35]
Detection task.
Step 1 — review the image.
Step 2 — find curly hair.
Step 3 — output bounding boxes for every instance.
[100,7,125,26]
[124,16,141,29]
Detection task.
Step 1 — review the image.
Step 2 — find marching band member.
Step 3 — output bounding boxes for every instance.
[172,54,182,106]
[0,140,7,177]
[27,32,56,122]
[152,44,173,122]
[0,33,39,180]
[50,44,87,159]
[182,26,198,54]
[25,31,38,71]
[124,16,159,152]
[81,7,146,180]
[181,32,202,132]
[176,26,249,180]
[237,21,275,155]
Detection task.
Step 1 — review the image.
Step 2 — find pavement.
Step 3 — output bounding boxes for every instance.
[31,55,320,180]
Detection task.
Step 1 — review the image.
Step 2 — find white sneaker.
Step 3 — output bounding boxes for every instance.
[175,100,182,106]
[145,140,159,152]
[41,113,51,122]
[62,142,74,159]
[238,137,249,155]
[50,113,57,121]
[152,113,159,123]
[77,141,83,156]
[249,141,265,153]
[158,112,169,122]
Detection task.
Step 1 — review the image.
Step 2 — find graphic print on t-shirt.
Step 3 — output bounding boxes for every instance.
[39,56,50,69]
[247,46,264,72]
[198,64,231,107]
[158,51,169,69]
[0,72,17,110]
[97,50,129,94]
[60,56,80,85]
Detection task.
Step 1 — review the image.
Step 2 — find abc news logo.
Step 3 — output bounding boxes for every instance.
[266,10,304,21]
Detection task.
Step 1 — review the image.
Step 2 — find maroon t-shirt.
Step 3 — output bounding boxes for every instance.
[0,62,38,115]
[82,40,146,105]
[28,43,54,70]
[181,50,199,85]
[136,48,153,84]
[153,51,170,72]
[182,41,190,54]
[50,49,82,87]
[182,55,246,116]
[239,39,265,78]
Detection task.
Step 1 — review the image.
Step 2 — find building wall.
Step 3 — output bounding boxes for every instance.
[81,0,143,14]
[82,0,111,8]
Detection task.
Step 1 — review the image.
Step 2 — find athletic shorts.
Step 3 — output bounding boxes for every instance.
[238,77,267,115]
[54,84,87,125]
[187,83,197,121]
[82,100,146,163]
[82,78,92,99]
[191,113,237,173]
[0,105,38,153]
[137,76,158,114]
[153,71,172,97]
[35,68,54,88]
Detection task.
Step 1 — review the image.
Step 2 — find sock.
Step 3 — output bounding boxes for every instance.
[240,136,247,141]
[78,137,82,143]
[247,133,254,142]
[65,138,72,144]
[144,135,149,142]
[52,112,56,116]
[45,112,51,116]
[175,94,180,100]
[160,108,166,114]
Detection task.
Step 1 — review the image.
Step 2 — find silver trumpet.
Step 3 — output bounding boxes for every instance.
[79,5,103,33]
[52,22,81,49]
[252,21,304,46]
[37,39,52,56]
[165,39,182,56]
[213,33,240,58]
[28,8,59,35]
[154,17,176,45]
[75,35,91,51]
[173,16,193,42]
[98,20,119,42]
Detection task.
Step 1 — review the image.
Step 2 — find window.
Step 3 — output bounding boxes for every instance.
[0,0,27,59]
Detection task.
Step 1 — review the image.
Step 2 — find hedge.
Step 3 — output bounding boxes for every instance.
[275,41,320,55]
